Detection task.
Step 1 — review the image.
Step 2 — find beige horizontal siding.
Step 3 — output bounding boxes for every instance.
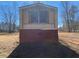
[21,24,54,30]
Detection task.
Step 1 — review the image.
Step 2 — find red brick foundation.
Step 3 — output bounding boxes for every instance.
[20,29,58,43]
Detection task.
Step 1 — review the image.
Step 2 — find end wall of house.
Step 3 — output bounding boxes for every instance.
[20,29,58,43]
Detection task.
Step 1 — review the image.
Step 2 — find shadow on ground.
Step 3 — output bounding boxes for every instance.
[8,42,79,58]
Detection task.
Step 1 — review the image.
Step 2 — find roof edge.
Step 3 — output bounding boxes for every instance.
[19,2,57,9]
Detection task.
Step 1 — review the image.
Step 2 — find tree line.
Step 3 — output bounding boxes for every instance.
[0,2,18,33]
[61,1,79,32]
[0,1,79,33]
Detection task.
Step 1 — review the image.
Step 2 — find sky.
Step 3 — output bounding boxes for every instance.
[0,1,79,27]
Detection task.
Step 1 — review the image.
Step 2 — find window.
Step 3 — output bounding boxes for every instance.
[28,9,49,24]
[28,10,38,24]
[39,10,49,24]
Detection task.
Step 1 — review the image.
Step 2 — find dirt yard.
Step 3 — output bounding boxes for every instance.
[0,32,79,57]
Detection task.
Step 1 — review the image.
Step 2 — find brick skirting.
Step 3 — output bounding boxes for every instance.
[20,29,58,43]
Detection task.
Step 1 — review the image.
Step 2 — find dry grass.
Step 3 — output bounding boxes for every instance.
[0,32,19,58]
[59,32,79,54]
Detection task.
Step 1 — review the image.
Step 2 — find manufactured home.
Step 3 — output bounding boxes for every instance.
[19,2,58,43]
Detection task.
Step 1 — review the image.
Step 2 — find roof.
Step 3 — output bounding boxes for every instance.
[19,2,57,10]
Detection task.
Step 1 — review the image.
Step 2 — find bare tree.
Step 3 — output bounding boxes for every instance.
[61,1,79,32]
[61,1,71,32]
[69,5,79,32]
[0,2,17,33]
